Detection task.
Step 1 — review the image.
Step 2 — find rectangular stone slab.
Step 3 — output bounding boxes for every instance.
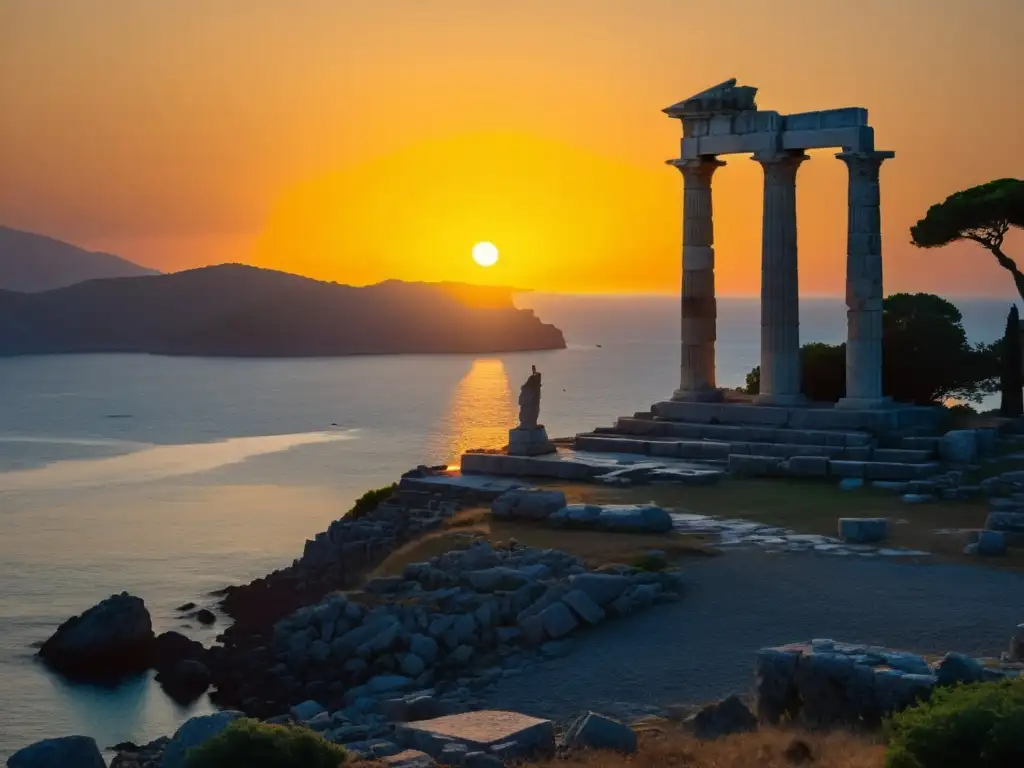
[395,710,555,757]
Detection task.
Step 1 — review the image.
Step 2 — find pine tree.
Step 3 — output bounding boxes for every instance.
[1000,304,1023,416]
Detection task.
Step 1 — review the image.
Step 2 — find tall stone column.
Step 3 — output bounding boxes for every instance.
[671,156,726,402]
[753,151,808,405]
[836,150,895,410]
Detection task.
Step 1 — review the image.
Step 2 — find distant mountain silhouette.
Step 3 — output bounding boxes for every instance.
[0,226,158,292]
[0,264,566,357]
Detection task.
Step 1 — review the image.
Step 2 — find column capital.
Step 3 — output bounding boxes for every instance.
[669,155,726,183]
[836,150,895,166]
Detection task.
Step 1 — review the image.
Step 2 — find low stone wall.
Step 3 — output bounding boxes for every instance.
[218,538,684,722]
[756,639,1017,727]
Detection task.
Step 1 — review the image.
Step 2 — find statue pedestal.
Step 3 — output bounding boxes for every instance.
[507,425,556,456]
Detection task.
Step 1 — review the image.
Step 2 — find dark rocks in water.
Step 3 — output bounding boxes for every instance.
[152,630,206,673]
[152,631,211,701]
[160,659,212,703]
[7,735,106,768]
[175,602,196,612]
[39,592,154,679]
[194,608,216,625]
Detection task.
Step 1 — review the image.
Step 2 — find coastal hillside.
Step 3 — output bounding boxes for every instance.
[0,226,158,292]
[0,264,566,356]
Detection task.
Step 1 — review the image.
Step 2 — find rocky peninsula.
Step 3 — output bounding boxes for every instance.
[0,265,566,357]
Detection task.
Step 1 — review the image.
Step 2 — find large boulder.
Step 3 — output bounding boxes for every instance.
[491,489,566,520]
[159,659,212,703]
[560,712,637,753]
[684,695,757,739]
[939,430,977,464]
[39,592,154,678]
[7,736,106,768]
[161,711,244,768]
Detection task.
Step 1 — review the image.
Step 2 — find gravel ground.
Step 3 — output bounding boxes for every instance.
[479,551,1024,720]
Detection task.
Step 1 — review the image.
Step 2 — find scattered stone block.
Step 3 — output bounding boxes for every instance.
[977,530,1007,556]
[539,602,578,638]
[838,477,864,491]
[838,518,887,544]
[561,711,638,753]
[596,505,673,533]
[561,590,605,625]
[567,573,631,606]
[491,489,566,520]
[396,710,555,759]
[940,430,977,464]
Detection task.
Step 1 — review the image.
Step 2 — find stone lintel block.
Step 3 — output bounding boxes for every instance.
[829,460,867,478]
[780,125,873,152]
[685,131,778,157]
[648,441,682,458]
[872,448,935,463]
[682,245,715,271]
[788,455,830,477]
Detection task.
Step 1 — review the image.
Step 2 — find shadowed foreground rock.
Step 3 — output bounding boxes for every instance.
[38,592,154,679]
[7,735,106,768]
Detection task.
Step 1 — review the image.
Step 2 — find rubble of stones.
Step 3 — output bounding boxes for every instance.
[227,538,684,754]
[756,638,1022,728]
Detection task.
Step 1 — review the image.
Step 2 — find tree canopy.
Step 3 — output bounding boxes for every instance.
[742,293,998,405]
[911,178,1024,298]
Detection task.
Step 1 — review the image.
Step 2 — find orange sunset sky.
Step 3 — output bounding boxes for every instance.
[1,0,1021,296]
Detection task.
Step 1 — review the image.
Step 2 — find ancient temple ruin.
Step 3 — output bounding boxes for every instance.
[664,78,891,411]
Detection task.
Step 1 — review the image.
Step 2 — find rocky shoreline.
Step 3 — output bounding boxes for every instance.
[16,462,1024,767]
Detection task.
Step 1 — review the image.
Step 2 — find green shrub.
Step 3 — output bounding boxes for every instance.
[630,553,668,572]
[884,679,1024,768]
[185,718,348,768]
[348,484,396,520]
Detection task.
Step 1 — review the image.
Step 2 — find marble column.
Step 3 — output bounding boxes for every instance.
[671,156,726,402]
[753,150,808,405]
[835,150,895,410]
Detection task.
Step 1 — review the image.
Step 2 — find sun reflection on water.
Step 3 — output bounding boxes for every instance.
[431,358,517,463]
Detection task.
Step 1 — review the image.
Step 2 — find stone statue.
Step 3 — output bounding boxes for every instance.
[508,365,554,456]
[518,365,542,429]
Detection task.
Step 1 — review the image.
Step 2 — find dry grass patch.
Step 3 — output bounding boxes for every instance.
[368,508,715,580]
[352,726,885,768]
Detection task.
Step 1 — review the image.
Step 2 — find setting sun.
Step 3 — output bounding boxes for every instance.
[472,241,499,268]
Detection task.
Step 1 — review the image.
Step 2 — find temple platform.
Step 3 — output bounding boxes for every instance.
[569,396,948,482]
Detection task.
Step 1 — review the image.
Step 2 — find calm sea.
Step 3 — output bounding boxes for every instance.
[0,294,1014,758]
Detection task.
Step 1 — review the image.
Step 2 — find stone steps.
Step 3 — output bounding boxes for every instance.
[613,417,875,448]
[728,454,941,481]
[573,433,935,464]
